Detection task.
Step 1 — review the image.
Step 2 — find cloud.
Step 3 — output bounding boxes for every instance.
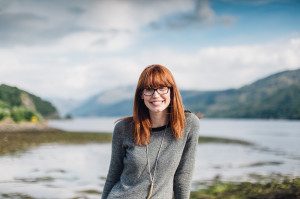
[0,1,95,47]
[1,36,299,100]
[0,0,194,47]
[149,0,236,29]
[0,0,299,101]
[125,37,300,91]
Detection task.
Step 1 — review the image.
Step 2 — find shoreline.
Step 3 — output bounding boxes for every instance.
[0,126,253,156]
[0,119,54,132]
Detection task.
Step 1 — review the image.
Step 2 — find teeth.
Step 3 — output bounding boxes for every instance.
[151,101,164,105]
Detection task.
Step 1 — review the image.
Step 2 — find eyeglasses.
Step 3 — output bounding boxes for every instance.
[143,87,170,96]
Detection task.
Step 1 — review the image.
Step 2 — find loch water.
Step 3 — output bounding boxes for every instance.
[0,118,299,199]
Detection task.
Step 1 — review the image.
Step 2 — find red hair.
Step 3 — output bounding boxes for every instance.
[133,64,185,145]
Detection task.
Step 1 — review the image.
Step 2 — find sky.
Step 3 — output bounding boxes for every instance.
[0,0,300,100]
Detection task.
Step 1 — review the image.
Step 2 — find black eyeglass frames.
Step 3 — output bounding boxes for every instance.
[142,87,170,96]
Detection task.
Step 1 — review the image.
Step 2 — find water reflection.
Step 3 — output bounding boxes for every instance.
[1,141,299,198]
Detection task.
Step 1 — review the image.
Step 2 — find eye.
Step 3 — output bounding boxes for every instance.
[158,87,168,91]
[145,88,154,92]
[143,88,155,96]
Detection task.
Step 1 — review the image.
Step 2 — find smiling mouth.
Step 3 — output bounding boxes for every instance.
[150,100,165,105]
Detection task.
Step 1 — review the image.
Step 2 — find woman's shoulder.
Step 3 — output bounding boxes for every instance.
[184,110,201,138]
[184,110,200,124]
[114,116,134,133]
[113,117,135,143]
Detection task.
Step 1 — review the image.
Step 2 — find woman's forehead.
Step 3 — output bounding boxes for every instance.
[143,74,171,87]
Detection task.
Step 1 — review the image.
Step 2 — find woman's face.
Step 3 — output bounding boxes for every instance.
[141,87,171,114]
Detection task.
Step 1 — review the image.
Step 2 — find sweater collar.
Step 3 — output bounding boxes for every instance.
[151,123,170,132]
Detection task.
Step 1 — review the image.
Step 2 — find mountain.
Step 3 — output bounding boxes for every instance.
[0,84,59,120]
[70,85,135,117]
[183,68,300,119]
[69,68,300,119]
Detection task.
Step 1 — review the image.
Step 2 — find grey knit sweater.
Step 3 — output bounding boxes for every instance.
[101,112,200,199]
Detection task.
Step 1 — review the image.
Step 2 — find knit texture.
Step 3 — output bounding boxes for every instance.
[101,112,200,199]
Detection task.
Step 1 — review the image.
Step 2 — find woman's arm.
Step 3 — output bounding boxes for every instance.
[101,121,125,199]
[173,114,200,199]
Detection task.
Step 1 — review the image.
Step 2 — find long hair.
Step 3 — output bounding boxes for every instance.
[133,64,185,145]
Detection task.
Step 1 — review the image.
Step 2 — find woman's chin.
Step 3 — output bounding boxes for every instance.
[149,107,167,113]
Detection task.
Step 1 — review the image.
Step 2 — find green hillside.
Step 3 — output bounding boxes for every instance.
[184,68,300,119]
[0,84,59,122]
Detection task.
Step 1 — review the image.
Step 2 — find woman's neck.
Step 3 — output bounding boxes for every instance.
[149,110,168,128]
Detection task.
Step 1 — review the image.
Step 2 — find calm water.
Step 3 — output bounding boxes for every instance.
[0,118,299,198]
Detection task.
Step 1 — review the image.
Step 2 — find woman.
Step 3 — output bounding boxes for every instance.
[101,64,200,199]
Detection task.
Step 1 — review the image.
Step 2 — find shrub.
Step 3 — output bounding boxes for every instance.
[10,106,42,123]
[0,108,10,120]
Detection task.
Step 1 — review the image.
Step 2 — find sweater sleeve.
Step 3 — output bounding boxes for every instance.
[173,114,200,199]
[101,121,125,199]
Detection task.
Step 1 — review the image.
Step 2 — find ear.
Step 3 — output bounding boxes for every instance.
[141,94,144,99]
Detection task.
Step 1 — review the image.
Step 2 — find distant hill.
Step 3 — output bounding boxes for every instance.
[0,84,59,122]
[184,68,300,119]
[70,85,135,117]
[69,68,300,119]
